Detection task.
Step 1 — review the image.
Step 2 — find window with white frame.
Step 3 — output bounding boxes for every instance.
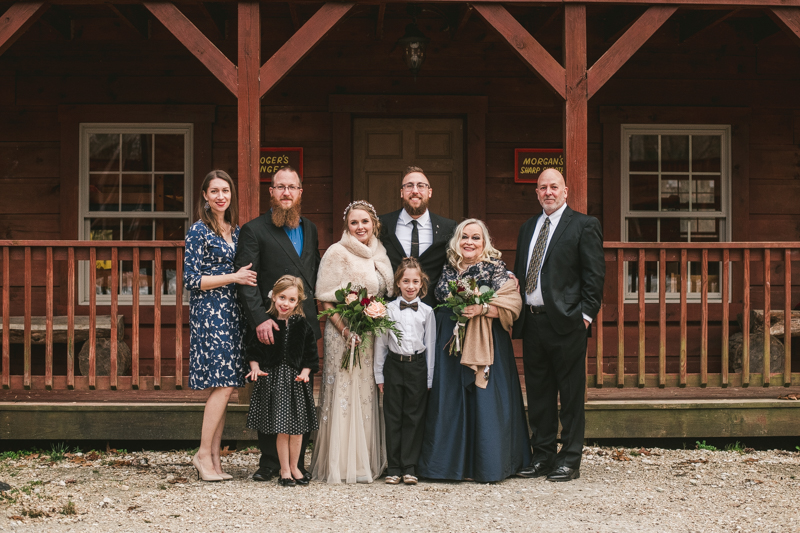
[79,124,193,304]
[622,124,731,300]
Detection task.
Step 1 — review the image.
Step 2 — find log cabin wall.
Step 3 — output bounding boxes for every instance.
[0,4,798,382]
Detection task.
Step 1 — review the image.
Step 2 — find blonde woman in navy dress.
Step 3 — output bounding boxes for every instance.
[184,170,257,482]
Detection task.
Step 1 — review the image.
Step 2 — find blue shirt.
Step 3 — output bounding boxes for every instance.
[284,220,304,257]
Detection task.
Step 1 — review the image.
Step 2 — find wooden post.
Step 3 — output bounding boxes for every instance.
[0,2,48,56]
[564,4,588,215]
[238,2,260,224]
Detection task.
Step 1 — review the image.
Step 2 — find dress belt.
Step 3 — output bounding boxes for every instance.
[528,305,546,314]
[389,350,424,363]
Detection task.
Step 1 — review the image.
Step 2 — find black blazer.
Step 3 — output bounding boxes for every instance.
[245,315,319,373]
[512,206,605,337]
[235,213,322,339]
[379,209,457,307]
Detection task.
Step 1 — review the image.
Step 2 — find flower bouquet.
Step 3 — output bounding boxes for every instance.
[437,277,495,356]
[318,283,402,370]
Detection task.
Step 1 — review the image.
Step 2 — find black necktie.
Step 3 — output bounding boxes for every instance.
[400,301,418,311]
[410,220,419,258]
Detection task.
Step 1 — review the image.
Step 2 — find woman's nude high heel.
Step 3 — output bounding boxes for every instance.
[218,472,233,480]
[192,455,223,482]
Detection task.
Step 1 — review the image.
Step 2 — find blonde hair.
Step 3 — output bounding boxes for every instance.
[446,218,502,271]
[267,275,306,318]
[342,200,382,238]
[393,257,429,299]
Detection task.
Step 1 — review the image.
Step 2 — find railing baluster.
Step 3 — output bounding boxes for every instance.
[595,305,603,388]
[679,249,687,387]
[721,249,729,387]
[784,249,792,387]
[45,247,54,390]
[153,247,162,390]
[2,247,9,389]
[701,249,708,387]
[658,249,666,388]
[763,249,770,386]
[67,247,75,390]
[637,249,645,387]
[175,248,184,390]
[89,247,97,390]
[110,247,119,390]
[742,249,750,387]
[132,249,140,390]
[23,247,31,390]
[616,249,624,387]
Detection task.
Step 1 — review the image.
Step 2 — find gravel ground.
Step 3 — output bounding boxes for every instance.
[1,446,798,533]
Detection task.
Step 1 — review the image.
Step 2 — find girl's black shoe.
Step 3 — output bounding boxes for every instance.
[293,476,309,486]
[278,477,296,487]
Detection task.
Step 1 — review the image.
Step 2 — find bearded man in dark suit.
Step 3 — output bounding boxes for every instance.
[379,166,457,307]
[235,166,321,482]
[513,168,605,482]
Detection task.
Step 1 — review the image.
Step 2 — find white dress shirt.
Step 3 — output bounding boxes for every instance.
[374,297,436,388]
[525,203,591,323]
[396,209,433,257]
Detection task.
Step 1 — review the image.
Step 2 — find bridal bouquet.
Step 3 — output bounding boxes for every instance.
[318,283,402,370]
[438,277,495,356]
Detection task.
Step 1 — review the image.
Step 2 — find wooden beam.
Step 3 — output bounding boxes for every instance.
[587,6,677,99]
[473,3,566,100]
[679,9,738,43]
[238,1,260,225]
[0,2,48,56]
[769,7,800,46]
[260,2,355,98]
[376,3,385,40]
[564,4,587,214]
[143,1,237,97]
[106,4,150,39]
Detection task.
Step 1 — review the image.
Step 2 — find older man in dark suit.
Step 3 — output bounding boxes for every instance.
[379,166,457,307]
[513,168,605,482]
[235,166,321,482]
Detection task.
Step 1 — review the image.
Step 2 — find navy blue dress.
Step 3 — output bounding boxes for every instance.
[418,260,531,483]
[184,220,246,390]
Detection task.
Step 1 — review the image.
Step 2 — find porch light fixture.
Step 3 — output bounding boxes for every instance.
[398,22,429,79]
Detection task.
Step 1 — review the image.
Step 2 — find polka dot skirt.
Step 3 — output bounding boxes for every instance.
[247,364,319,435]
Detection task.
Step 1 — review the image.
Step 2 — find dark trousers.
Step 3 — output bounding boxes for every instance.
[258,374,313,473]
[383,354,428,476]
[522,310,587,470]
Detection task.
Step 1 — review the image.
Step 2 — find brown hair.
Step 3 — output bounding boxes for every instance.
[342,200,382,238]
[267,275,306,318]
[197,170,239,236]
[393,257,429,299]
[402,166,426,182]
[271,165,302,187]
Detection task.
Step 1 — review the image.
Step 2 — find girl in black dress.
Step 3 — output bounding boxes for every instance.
[245,275,319,487]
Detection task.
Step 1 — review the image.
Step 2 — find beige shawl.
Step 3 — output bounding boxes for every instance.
[460,279,522,389]
[315,231,394,302]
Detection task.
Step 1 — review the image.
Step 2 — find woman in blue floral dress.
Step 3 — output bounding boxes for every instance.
[184,170,257,482]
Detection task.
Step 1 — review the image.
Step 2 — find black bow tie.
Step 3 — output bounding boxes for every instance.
[400,301,418,312]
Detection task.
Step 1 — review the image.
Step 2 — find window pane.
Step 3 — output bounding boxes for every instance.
[121,134,152,172]
[692,135,721,172]
[122,218,153,241]
[154,174,185,212]
[661,135,689,173]
[627,218,658,242]
[692,178,720,212]
[629,174,658,211]
[661,175,689,211]
[154,134,185,172]
[89,219,120,295]
[121,174,152,212]
[89,173,119,211]
[660,218,684,242]
[629,135,658,172]
[155,219,186,240]
[89,134,120,172]
[690,217,724,242]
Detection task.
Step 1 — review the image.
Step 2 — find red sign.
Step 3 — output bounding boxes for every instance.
[259,147,303,183]
[514,148,564,184]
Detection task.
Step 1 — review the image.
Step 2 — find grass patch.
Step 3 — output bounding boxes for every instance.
[724,441,746,453]
[696,440,718,451]
[21,507,48,519]
[59,499,77,516]
[48,442,69,462]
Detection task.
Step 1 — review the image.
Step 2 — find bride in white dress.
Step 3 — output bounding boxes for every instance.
[311,200,394,483]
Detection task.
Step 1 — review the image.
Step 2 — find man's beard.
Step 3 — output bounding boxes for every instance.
[271,196,302,228]
[402,195,429,217]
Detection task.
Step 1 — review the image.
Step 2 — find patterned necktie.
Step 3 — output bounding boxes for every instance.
[400,301,418,311]
[525,217,551,294]
[410,220,420,258]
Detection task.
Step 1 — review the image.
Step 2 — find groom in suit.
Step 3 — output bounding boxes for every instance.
[235,166,321,482]
[513,168,605,482]
[379,166,457,307]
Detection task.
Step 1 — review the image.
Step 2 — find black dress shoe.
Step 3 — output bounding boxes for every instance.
[546,466,580,482]
[293,476,309,486]
[278,476,296,487]
[298,469,312,481]
[516,462,554,479]
[252,467,274,482]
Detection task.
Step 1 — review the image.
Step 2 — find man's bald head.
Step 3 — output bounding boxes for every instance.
[536,168,568,215]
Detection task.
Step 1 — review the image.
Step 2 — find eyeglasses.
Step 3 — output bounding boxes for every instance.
[271,185,301,193]
[401,182,430,191]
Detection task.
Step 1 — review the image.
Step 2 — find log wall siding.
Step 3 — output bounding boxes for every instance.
[0,6,799,385]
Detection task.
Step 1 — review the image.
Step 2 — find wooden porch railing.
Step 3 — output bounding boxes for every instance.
[1,240,798,393]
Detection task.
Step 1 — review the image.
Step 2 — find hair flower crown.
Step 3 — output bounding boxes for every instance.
[342,200,378,221]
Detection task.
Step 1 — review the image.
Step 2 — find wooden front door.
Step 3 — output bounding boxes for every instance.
[353,118,464,221]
